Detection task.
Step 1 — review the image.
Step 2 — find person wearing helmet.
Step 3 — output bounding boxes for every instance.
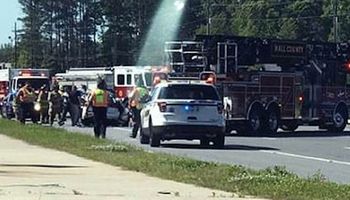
[128,75,149,138]
[48,85,63,126]
[37,85,49,124]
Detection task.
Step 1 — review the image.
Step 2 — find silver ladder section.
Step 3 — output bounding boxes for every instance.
[217,42,238,75]
[164,41,206,74]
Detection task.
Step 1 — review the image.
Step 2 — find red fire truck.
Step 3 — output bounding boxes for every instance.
[165,35,350,135]
[112,66,169,99]
[0,68,50,99]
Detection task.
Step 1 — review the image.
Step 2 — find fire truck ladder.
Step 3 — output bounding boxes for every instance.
[165,41,206,75]
[217,41,238,76]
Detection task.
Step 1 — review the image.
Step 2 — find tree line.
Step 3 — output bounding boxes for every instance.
[0,0,349,72]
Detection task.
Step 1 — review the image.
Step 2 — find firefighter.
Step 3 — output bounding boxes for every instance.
[48,85,63,126]
[37,85,49,124]
[88,79,109,139]
[58,86,71,126]
[16,82,36,124]
[128,77,149,138]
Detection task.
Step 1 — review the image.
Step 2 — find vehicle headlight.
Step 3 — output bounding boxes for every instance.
[34,103,41,111]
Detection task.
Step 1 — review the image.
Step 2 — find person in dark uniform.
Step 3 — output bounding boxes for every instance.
[69,85,82,126]
[88,79,109,139]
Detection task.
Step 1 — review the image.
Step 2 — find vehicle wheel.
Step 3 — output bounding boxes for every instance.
[264,107,280,134]
[328,106,348,132]
[82,118,93,127]
[149,120,160,147]
[200,138,210,147]
[213,134,225,149]
[247,105,263,135]
[140,127,150,144]
[281,120,299,132]
[0,107,3,118]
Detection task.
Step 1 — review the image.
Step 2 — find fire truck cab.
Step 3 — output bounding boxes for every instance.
[112,66,154,99]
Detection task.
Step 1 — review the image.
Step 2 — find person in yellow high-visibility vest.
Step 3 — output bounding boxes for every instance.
[128,76,149,138]
[89,79,109,139]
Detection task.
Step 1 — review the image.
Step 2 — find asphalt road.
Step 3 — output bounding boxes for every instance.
[62,123,350,184]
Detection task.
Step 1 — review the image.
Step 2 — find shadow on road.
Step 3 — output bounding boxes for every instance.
[228,130,350,138]
[161,143,279,151]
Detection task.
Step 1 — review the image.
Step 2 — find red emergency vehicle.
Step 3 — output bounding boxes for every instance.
[165,35,350,135]
[0,68,50,98]
[112,66,165,99]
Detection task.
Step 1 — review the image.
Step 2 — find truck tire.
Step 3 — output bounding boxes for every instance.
[247,104,264,135]
[213,134,225,149]
[264,107,280,135]
[149,120,160,147]
[200,138,210,147]
[328,106,348,133]
[281,120,299,132]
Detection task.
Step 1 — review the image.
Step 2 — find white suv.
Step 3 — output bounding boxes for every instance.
[140,82,225,148]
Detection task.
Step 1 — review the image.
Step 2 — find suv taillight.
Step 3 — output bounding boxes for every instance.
[158,102,167,112]
[217,103,224,114]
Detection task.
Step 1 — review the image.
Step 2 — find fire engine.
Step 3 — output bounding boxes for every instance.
[112,66,156,99]
[165,35,350,135]
[55,67,114,91]
[0,68,50,99]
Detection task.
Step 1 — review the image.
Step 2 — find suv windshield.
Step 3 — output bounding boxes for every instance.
[158,84,220,100]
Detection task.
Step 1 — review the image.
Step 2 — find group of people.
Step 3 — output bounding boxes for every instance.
[15,82,85,127]
[13,76,153,141]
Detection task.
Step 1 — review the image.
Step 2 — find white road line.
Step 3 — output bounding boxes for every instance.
[345,147,350,150]
[260,150,350,166]
[261,137,277,140]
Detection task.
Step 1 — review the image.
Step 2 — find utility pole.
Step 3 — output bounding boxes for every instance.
[207,0,211,35]
[333,0,338,43]
[14,22,17,68]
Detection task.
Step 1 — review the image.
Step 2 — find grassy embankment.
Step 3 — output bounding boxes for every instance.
[0,119,349,200]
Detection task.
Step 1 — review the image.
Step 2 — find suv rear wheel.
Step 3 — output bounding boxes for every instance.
[140,127,150,144]
[149,120,161,147]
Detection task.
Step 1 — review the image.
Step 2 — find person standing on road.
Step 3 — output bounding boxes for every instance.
[69,85,82,127]
[88,79,109,139]
[128,76,149,138]
[37,85,49,124]
[58,86,71,126]
[48,86,63,126]
[16,82,36,124]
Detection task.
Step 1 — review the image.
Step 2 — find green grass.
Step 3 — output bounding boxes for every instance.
[0,119,349,200]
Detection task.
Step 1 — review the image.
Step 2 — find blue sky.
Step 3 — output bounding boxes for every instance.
[0,1,22,45]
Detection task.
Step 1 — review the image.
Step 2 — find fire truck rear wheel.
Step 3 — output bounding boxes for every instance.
[247,105,264,135]
[264,107,280,134]
[329,106,348,133]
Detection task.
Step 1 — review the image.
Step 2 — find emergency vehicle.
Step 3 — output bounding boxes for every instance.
[55,67,114,91]
[165,35,350,135]
[0,68,50,99]
[112,66,154,99]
